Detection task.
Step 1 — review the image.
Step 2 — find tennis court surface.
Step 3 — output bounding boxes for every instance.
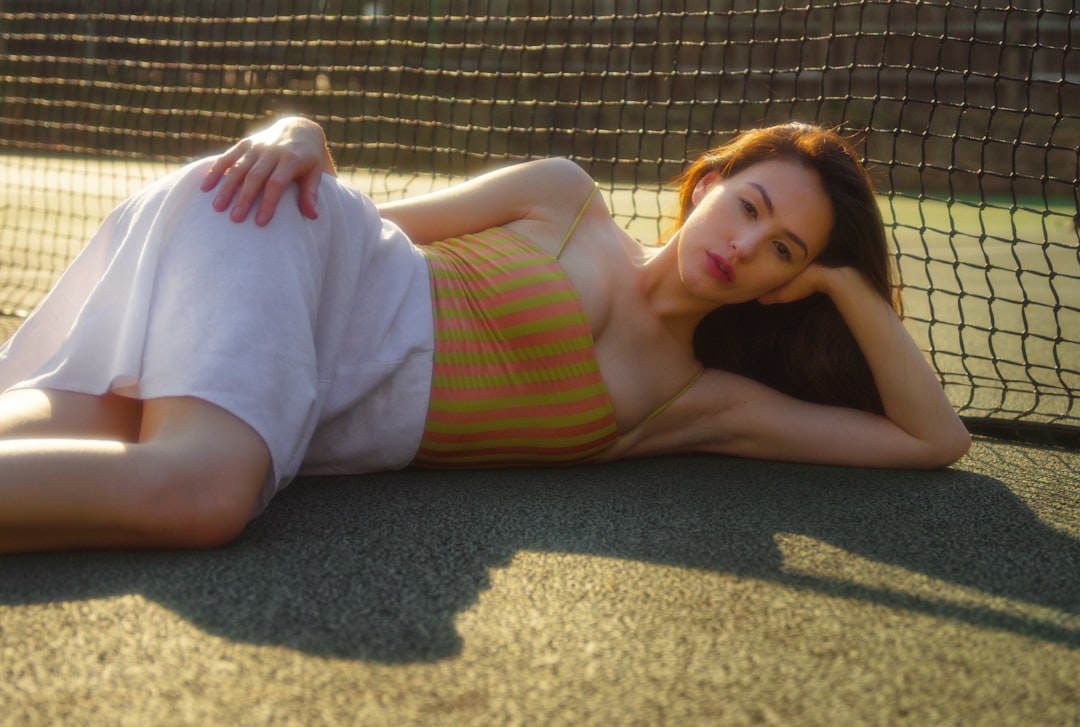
[2,442,1077,725]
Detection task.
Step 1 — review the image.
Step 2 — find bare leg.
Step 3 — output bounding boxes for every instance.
[0,388,142,441]
[0,391,269,554]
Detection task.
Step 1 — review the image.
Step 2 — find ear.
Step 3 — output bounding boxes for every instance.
[691,170,719,206]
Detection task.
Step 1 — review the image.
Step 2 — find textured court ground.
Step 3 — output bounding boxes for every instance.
[1,438,1077,726]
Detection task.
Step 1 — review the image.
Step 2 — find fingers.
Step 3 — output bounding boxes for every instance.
[201,117,333,225]
[296,166,322,220]
[251,167,294,226]
[202,145,322,226]
[247,150,322,226]
[202,142,259,218]
[228,149,278,223]
[200,140,249,195]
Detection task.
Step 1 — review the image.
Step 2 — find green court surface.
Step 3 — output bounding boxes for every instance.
[1,442,1078,725]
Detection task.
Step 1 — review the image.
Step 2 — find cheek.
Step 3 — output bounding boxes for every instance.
[759,262,805,291]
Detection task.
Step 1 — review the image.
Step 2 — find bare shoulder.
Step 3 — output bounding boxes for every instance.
[519,156,596,196]
[500,158,601,244]
[512,159,634,262]
[476,156,597,221]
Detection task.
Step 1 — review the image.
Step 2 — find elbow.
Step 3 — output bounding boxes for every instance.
[944,419,973,465]
[919,422,972,469]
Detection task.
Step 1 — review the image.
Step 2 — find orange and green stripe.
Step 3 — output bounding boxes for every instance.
[414,228,618,468]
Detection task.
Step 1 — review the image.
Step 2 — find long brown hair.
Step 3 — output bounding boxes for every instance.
[677,123,898,413]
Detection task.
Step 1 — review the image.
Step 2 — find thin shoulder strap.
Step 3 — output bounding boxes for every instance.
[634,367,706,430]
[556,182,599,259]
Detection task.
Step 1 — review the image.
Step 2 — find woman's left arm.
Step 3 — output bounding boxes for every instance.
[606,265,970,469]
[803,266,967,461]
[742,265,971,467]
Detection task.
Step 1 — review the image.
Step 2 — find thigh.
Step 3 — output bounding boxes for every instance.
[139,395,268,469]
[0,395,269,551]
[0,388,142,442]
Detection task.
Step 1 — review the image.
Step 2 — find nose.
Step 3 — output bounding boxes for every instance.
[730,234,762,261]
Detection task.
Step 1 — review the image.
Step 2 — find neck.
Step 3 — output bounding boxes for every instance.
[637,237,718,345]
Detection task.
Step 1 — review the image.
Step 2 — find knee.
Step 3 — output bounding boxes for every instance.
[137,452,267,549]
[132,397,272,549]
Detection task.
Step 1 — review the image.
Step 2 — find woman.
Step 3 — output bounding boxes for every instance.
[0,117,970,553]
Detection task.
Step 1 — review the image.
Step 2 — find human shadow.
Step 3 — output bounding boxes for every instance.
[1,454,1077,662]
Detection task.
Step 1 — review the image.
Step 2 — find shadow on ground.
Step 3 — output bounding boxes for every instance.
[2,453,1077,662]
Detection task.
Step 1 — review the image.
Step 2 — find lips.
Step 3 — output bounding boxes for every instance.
[705,252,734,283]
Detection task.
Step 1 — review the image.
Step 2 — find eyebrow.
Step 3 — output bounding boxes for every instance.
[748,182,810,258]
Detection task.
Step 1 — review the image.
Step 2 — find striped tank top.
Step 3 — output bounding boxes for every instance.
[413,185,619,467]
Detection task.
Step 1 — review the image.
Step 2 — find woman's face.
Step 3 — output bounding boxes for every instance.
[675,159,834,306]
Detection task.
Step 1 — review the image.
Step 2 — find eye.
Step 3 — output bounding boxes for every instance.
[740,198,757,219]
[773,240,792,261]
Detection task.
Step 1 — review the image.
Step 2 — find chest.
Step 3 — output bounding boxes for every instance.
[503,217,700,429]
[562,243,699,429]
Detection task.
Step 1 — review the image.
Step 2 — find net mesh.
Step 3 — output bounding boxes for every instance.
[1,1,1078,443]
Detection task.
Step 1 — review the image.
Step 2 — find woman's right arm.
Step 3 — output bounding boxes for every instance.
[200,115,596,242]
[376,156,596,245]
[201,116,337,226]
